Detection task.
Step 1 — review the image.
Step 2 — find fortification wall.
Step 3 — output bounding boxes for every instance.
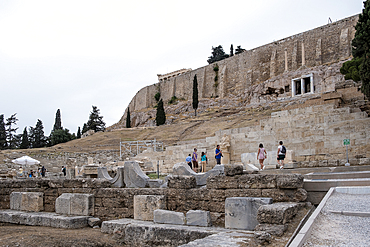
[124,15,358,116]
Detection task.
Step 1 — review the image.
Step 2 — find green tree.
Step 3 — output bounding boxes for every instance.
[156,99,166,126]
[0,115,7,150]
[341,1,370,97]
[126,108,131,128]
[50,128,74,146]
[30,119,46,148]
[20,127,29,149]
[77,127,81,139]
[235,45,246,54]
[207,45,229,64]
[53,109,62,131]
[230,44,234,57]
[5,113,18,149]
[192,75,199,116]
[86,106,106,132]
[82,123,88,134]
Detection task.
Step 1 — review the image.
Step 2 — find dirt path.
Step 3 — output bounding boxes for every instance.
[0,223,122,247]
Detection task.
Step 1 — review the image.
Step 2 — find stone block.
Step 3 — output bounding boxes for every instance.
[154,209,185,225]
[224,164,243,176]
[124,161,150,188]
[257,202,299,224]
[134,195,166,221]
[276,174,303,189]
[172,162,224,186]
[186,210,212,227]
[225,197,273,230]
[167,175,196,189]
[10,192,44,212]
[10,192,22,211]
[255,224,287,236]
[70,193,94,216]
[55,193,94,216]
[88,217,102,227]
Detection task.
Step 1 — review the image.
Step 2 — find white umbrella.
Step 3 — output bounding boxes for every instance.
[12,156,40,165]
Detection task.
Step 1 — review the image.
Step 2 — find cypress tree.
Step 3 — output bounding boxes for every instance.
[82,123,88,134]
[77,127,81,139]
[53,109,62,131]
[341,1,370,97]
[156,99,166,126]
[126,108,131,128]
[0,115,7,149]
[230,44,234,56]
[20,127,29,149]
[192,75,199,116]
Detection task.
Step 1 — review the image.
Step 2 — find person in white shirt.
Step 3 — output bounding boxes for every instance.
[277,141,286,169]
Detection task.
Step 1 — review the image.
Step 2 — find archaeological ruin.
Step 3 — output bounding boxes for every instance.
[1,14,370,246]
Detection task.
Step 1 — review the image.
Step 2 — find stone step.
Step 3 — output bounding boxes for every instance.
[101,218,250,246]
[0,209,91,228]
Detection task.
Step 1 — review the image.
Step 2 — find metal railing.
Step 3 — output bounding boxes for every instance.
[119,139,164,158]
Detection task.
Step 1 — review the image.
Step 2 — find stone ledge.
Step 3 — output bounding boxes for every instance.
[0,210,91,228]
[257,202,300,224]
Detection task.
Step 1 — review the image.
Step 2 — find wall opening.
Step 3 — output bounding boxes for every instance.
[304,77,311,93]
[291,74,314,97]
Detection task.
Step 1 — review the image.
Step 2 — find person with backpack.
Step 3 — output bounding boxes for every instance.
[277,141,286,169]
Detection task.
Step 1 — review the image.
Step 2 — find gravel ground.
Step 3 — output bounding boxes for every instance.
[302,191,370,247]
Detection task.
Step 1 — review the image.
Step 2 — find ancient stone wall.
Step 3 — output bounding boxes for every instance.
[0,173,305,226]
[124,15,358,117]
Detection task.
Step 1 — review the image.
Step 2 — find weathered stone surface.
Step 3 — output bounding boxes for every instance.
[88,217,102,227]
[173,162,224,186]
[134,195,166,221]
[10,192,44,212]
[224,164,243,176]
[255,224,288,236]
[276,174,303,189]
[55,193,94,216]
[254,231,272,245]
[124,161,150,188]
[168,175,196,189]
[0,209,90,228]
[261,188,307,202]
[97,166,125,188]
[186,210,212,227]
[257,202,299,224]
[154,209,186,225]
[225,197,273,230]
[102,218,218,246]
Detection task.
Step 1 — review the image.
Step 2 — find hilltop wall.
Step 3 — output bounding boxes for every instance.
[125,15,358,119]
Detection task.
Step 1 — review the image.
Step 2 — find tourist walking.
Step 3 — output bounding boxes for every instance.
[61,166,66,176]
[215,145,222,165]
[185,154,192,169]
[277,141,286,169]
[201,152,207,173]
[192,148,198,172]
[257,143,267,170]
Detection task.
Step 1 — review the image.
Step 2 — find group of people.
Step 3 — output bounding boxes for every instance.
[185,144,223,173]
[186,141,286,172]
[18,166,47,178]
[257,141,286,170]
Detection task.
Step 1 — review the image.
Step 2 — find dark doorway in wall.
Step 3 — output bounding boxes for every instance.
[304,77,311,93]
[295,79,301,95]
[285,85,290,92]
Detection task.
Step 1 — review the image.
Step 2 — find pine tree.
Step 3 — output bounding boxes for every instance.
[341,1,370,96]
[20,127,29,149]
[50,128,74,146]
[30,119,46,148]
[53,109,62,131]
[5,113,18,149]
[126,108,131,128]
[0,115,7,150]
[230,44,234,57]
[86,106,106,132]
[156,99,166,126]
[192,75,199,116]
[207,45,229,64]
[77,127,81,139]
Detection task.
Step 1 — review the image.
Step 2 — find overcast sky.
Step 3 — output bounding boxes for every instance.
[0,0,364,135]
